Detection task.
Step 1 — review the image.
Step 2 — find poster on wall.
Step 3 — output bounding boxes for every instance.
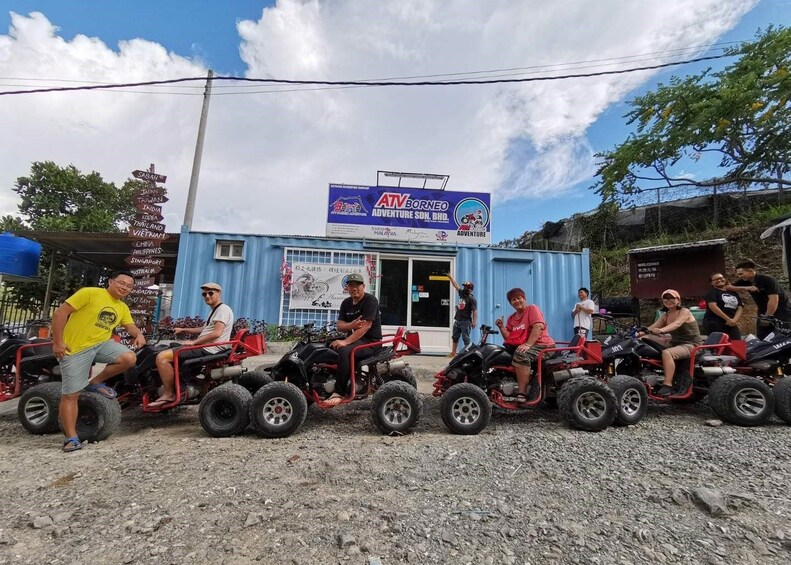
[326,184,491,245]
[290,263,368,309]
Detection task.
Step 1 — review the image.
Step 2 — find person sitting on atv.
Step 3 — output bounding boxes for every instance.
[150,282,234,407]
[327,273,382,406]
[495,288,555,404]
[638,289,702,397]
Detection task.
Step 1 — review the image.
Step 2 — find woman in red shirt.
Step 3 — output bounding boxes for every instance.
[495,288,555,403]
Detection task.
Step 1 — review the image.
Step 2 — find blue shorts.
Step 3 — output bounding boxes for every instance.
[452,319,473,345]
[59,340,131,394]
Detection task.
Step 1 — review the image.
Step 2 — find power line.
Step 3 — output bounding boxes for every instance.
[0,53,733,97]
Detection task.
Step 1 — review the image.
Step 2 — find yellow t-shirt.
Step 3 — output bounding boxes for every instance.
[64,287,134,354]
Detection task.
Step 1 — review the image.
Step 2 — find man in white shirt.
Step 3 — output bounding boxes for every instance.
[572,287,596,337]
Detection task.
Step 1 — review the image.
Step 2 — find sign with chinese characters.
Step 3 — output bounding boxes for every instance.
[326,184,491,245]
[636,261,660,280]
[289,263,368,310]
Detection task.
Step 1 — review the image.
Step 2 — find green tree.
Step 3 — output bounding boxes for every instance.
[594,26,791,204]
[4,161,138,310]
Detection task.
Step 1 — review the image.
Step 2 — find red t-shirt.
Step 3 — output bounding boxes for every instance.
[504,305,554,347]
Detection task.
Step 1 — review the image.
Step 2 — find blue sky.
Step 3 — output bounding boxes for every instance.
[0,1,788,241]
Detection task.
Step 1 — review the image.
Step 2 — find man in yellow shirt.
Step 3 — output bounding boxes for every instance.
[51,271,146,452]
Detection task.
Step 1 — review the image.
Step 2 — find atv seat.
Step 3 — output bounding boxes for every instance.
[543,335,585,366]
[179,349,232,369]
[357,347,392,369]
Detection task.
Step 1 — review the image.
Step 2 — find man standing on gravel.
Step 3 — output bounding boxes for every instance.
[52,270,146,452]
[447,272,477,357]
[729,260,791,339]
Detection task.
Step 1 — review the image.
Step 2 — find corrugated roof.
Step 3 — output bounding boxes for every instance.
[628,238,728,255]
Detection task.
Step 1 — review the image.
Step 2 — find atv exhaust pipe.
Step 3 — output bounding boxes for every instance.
[209,365,246,380]
[701,366,737,377]
[377,358,407,374]
[552,367,587,386]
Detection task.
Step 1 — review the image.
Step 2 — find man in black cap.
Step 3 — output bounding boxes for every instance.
[327,272,382,405]
[447,272,477,357]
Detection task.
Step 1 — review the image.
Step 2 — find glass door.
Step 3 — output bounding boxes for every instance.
[410,259,451,327]
[379,259,408,326]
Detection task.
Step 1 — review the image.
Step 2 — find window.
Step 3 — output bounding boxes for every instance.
[215,240,244,261]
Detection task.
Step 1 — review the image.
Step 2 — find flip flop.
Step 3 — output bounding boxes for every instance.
[62,437,85,453]
[84,383,117,399]
[147,397,176,408]
[325,394,344,407]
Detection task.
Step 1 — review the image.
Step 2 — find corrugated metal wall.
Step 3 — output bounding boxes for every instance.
[172,228,590,343]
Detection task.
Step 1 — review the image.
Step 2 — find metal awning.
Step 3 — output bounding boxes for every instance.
[628,238,728,255]
[20,231,180,283]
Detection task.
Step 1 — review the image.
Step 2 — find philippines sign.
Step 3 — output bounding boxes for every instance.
[132,170,167,183]
[326,184,491,245]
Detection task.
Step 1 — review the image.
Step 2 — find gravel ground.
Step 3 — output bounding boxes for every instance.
[0,354,790,565]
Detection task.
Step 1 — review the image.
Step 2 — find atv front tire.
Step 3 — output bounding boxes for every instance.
[608,375,647,426]
[709,374,774,427]
[249,382,307,438]
[558,376,616,432]
[18,382,61,434]
[199,383,252,437]
[439,383,491,435]
[371,380,423,434]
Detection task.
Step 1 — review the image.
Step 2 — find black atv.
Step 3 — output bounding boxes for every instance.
[248,323,422,438]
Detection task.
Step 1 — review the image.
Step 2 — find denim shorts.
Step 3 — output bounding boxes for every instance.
[59,340,131,394]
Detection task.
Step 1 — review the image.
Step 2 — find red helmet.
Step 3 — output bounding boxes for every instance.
[462,281,474,291]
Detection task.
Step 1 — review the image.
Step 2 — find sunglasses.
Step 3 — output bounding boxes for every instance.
[201,291,215,297]
[662,296,677,301]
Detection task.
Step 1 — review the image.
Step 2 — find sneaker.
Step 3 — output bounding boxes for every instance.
[656,385,674,397]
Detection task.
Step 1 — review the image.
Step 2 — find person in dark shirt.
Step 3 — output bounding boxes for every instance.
[730,260,791,339]
[702,272,743,340]
[447,272,477,357]
[327,272,382,405]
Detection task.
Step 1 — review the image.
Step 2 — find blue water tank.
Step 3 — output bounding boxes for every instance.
[0,232,41,277]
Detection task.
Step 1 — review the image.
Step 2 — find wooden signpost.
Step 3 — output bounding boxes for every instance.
[127,164,168,328]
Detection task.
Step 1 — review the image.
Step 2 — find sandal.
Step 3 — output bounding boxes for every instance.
[515,393,528,404]
[84,382,117,399]
[148,397,176,408]
[62,437,85,453]
[325,393,343,407]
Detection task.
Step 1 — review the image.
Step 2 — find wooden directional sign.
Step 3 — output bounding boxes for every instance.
[128,228,168,241]
[130,247,165,257]
[130,266,162,277]
[132,240,160,249]
[136,213,164,223]
[135,202,162,215]
[133,277,156,288]
[126,296,156,308]
[130,288,159,297]
[125,255,165,266]
[130,307,155,317]
[135,195,169,204]
[132,170,167,183]
[135,186,167,198]
[131,219,165,233]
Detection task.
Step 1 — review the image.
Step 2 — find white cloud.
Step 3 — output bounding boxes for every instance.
[0,1,756,235]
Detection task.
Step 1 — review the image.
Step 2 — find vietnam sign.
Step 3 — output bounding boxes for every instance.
[128,228,169,240]
[326,184,491,245]
[132,170,167,183]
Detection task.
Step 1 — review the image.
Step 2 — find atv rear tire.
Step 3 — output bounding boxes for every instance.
[608,375,647,426]
[709,374,774,427]
[237,369,273,395]
[439,382,491,435]
[371,380,423,434]
[199,383,252,437]
[558,376,616,432]
[774,377,791,424]
[66,392,123,442]
[249,382,307,438]
[385,366,417,388]
[18,382,61,434]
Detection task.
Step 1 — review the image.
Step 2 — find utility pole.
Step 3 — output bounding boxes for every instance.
[183,69,214,230]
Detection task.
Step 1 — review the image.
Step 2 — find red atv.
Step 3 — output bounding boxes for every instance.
[17,329,265,441]
[1,320,59,404]
[248,324,422,438]
[433,325,618,434]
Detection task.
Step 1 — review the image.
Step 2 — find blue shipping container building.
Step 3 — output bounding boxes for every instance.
[172,227,590,354]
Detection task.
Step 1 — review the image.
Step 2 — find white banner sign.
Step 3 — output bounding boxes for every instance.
[290,263,368,309]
